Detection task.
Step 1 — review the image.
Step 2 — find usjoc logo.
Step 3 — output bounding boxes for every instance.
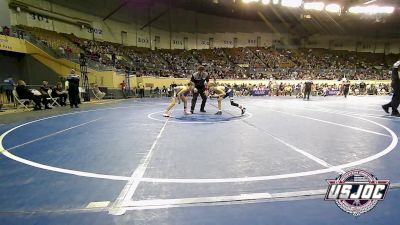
[325,169,390,216]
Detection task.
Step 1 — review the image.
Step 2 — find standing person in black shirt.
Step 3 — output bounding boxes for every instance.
[343,78,351,98]
[4,76,14,103]
[112,53,116,66]
[67,69,80,108]
[359,81,366,95]
[190,66,209,114]
[304,77,313,101]
[382,60,400,117]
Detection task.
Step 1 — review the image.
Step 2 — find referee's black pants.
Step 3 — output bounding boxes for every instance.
[384,87,400,113]
[304,88,311,100]
[344,88,350,98]
[191,88,207,112]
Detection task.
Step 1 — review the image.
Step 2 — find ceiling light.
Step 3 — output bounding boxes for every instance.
[363,0,377,5]
[304,2,324,11]
[262,0,271,5]
[242,0,258,3]
[349,5,395,14]
[325,3,341,13]
[281,0,302,8]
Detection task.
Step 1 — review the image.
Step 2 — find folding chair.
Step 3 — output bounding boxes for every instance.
[92,89,102,100]
[47,89,61,107]
[12,89,31,110]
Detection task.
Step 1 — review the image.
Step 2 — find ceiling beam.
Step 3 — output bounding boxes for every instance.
[140,8,169,30]
[103,0,128,21]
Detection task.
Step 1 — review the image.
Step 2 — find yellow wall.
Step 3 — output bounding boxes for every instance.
[112,72,138,89]
[140,77,189,89]
[138,78,391,89]
[0,34,27,53]
[215,79,391,86]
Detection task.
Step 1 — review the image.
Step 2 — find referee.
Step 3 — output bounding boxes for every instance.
[190,66,209,114]
[343,78,351,98]
[67,69,80,108]
[382,60,400,117]
[304,77,313,100]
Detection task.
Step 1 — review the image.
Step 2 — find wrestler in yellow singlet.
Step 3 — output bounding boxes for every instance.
[208,83,246,115]
[163,82,194,117]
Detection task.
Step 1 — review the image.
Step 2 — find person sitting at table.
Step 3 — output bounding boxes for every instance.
[53,82,68,106]
[40,80,52,98]
[16,80,51,110]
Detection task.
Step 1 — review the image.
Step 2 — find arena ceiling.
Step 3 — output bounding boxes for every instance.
[50,0,400,37]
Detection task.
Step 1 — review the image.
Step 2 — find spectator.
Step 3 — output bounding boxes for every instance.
[120,80,127,98]
[161,85,167,97]
[16,29,24,39]
[139,82,144,98]
[2,26,10,36]
[59,46,65,57]
[65,46,72,59]
[112,53,116,66]
[53,82,68,106]
[40,81,52,102]
[16,80,49,110]
[3,76,15,103]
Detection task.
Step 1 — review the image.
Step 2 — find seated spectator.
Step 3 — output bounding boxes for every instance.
[161,85,167,97]
[92,83,105,99]
[59,46,65,57]
[16,29,24,39]
[16,80,50,110]
[40,81,53,106]
[2,26,10,36]
[53,82,68,106]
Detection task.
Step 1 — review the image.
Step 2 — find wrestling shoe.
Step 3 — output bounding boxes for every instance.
[163,113,170,117]
[215,111,222,115]
[200,109,206,113]
[382,105,389,114]
[392,111,400,117]
[241,107,246,115]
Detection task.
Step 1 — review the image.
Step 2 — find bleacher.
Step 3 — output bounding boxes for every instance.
[11,25,400,80]
[17,25,81,56]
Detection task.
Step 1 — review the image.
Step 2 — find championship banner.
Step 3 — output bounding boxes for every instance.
[252,90,268,96]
